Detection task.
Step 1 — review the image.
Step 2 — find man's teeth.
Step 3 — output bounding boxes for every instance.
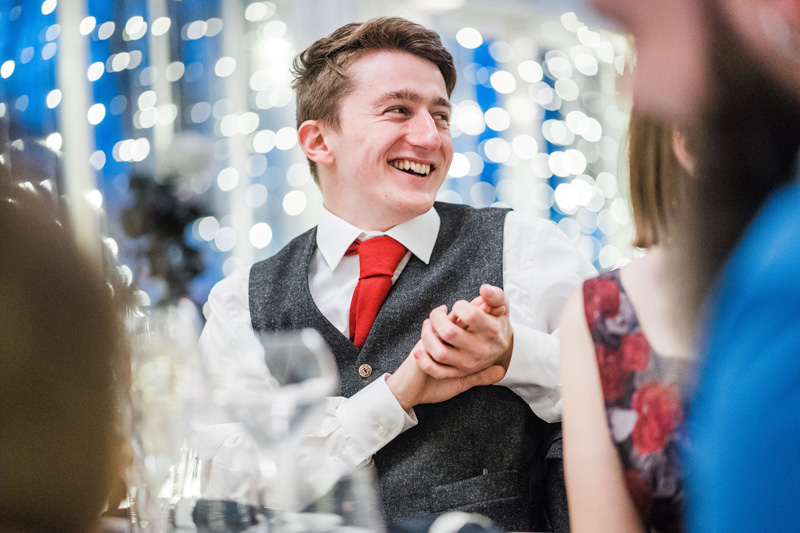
[391,160,431,176]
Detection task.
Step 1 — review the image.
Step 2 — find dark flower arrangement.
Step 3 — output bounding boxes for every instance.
[121,174,208,307]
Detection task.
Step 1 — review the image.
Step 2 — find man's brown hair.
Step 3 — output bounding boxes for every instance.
[627,112,689,249]
[292,17,457,184]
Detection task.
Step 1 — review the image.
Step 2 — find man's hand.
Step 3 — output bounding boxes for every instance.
[416,284,514,379]
[386,341,506,411]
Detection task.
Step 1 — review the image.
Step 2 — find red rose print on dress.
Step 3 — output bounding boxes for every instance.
[582,271,689,532]
[595,332,650,402]
[596,343,628,402]
[621,331,650,371]
[631,382,683,456]
[583,277,620,328]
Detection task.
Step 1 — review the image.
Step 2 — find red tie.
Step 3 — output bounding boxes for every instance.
[346,236,407,349]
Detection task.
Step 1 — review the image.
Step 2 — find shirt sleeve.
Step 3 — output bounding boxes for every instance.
[498,211,597,422]
[190,269,417,505]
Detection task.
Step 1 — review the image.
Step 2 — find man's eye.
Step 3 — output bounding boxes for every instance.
[387,107,408,115]
[433,113,450,125]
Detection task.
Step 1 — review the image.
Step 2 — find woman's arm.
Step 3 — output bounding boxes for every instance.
[559,288,645,532]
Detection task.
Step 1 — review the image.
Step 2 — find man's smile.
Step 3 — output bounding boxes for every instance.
[389,159,434,176]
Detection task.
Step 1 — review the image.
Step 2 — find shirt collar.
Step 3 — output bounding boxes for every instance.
[316,206,440,270]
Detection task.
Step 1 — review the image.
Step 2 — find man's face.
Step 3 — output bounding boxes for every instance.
[590,0,710,122]
[317,50,453,231]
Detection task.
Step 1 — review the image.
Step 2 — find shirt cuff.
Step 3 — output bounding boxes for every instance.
[497,320,562,422]
[500,320,559,387]
[336,374,418,457]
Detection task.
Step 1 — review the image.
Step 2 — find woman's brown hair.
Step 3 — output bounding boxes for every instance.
[627,112,689,249]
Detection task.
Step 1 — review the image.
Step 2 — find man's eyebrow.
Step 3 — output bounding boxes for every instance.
[370,89,452,110]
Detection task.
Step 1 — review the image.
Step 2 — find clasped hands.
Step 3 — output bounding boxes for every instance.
[387,284,513,411]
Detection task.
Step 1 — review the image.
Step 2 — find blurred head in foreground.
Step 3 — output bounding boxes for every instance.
[0,180,121,533]
[592,0,800,311]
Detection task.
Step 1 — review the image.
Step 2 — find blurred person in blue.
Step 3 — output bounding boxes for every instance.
[0,177,124,532]
[560,112,694,532]
[589,0,800,530]
[193,16,595,531]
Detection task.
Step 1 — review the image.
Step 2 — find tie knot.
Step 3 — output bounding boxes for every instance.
[355,236,407,279]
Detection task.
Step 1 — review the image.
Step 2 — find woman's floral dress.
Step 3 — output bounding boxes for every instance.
[582,269,690,533]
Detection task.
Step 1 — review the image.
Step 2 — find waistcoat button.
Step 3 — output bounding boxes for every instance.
[358,363,372,378]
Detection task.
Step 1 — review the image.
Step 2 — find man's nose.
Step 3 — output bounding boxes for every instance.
[406,113,441,151]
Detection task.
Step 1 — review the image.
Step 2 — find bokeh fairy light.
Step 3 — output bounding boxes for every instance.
[0,0,633,311]
[431,8,633,272]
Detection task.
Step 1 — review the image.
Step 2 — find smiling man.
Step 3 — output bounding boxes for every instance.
[197,17,595,531]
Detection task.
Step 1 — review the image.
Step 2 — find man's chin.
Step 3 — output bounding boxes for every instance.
[383,196,437,223]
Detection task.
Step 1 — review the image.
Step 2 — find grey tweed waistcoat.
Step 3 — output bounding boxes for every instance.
[249,202,550,531]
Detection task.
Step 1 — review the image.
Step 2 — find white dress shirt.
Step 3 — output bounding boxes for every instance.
[192,205,596,504]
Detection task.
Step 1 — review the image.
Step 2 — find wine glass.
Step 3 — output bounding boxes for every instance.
[128,300,205,532]
[206,328,339,521]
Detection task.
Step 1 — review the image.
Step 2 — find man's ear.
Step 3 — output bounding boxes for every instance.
[298,120,334,167]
